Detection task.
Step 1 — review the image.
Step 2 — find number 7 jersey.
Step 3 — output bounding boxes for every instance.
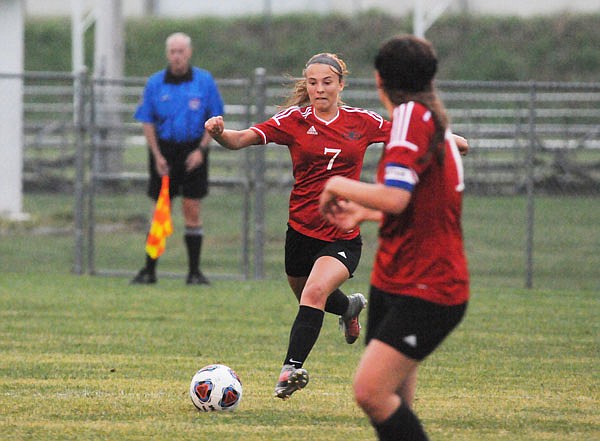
[251,105,391,241]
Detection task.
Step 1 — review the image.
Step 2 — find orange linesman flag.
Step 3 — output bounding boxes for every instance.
[145,175,173,259]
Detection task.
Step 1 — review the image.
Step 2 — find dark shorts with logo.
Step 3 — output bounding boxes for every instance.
[366,286,467,361]
[284,224,362,277]
[147,139,209,200]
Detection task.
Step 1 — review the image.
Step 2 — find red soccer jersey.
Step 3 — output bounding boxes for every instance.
[371,101,469,305]
[251,105,390,241]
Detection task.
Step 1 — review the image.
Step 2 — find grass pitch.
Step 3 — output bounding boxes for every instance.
[0,191,598,440]
[0,273,598,440]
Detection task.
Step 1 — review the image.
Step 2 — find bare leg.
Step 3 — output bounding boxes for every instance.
[353,339,419,423]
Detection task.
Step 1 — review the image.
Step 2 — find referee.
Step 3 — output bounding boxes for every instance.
[131,32,224,285]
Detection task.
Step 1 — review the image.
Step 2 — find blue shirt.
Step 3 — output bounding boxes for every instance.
[134,66,224,143]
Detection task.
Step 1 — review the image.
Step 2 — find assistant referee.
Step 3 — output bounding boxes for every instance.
[131,32,224,285]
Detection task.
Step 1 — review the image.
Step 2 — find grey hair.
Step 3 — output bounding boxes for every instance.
[166,32,192,50]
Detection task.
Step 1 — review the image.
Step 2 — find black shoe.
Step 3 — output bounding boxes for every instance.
[130,268,157,285]
[186,271,210,285]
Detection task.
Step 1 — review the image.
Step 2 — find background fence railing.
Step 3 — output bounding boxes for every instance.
[5,70,600,288]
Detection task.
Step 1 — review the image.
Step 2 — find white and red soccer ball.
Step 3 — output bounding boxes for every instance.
[189,364,243,412]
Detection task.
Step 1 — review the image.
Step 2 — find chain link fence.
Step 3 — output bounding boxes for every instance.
[7,70,600,289]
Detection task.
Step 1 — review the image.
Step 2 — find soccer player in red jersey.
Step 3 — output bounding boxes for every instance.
[205,53,391,399]
[320,35,469,441]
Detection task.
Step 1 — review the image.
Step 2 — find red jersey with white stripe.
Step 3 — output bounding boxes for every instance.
[251,105,390,241]
[372,101,469,305]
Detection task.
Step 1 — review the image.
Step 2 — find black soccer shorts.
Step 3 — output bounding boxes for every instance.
[284,225,362,278]
[366,286,467,361]
[147,139,209,200]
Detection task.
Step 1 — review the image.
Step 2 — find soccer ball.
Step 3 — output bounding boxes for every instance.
[189,364,243,412]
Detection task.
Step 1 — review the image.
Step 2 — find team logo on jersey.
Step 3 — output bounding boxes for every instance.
[345,131,363,140]
[189,97,201,110]
[306,126,318,135]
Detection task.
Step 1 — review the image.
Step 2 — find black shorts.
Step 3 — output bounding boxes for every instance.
[147,139,209,201]
[366,286,467,361]
[284,225,362,278]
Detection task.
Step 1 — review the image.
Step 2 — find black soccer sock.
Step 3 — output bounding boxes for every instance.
[283,305,324,369]
[184,226,203,274]
[324,289,350,315]
[144,253,157,274]
[373,403,429,441]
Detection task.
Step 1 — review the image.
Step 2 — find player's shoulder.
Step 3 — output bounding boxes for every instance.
[410,100,430,116]
[340,105,385,126]
[270,105,307,123]
[393,101,432,125]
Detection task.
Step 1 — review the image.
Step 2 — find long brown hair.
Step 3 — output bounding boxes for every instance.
[375,35,448,164]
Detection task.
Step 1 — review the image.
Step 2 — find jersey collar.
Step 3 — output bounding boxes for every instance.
[311,106,340,125]
[164,67,193,84]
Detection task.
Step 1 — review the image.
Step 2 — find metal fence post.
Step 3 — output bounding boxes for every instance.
[87,77,98,275]
[253,67,267,279]
[241,79,253,280]
[72,68,88,275]
[525,81,536,289]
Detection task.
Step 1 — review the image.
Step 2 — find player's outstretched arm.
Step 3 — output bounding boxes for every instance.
[205,116,261,150]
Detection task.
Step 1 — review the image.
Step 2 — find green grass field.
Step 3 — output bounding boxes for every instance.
[1,191,598,440]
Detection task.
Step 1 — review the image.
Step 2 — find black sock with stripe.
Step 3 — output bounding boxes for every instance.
[283,305,324,369]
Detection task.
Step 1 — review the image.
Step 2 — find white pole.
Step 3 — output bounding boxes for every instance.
[72,0,83,72]
[414,0,454,38]
[414,0,425,37]
[0,0,28,220]
[94,0,124,79]
[93,0,124,175]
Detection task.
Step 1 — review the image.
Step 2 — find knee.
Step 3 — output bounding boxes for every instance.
[354,373,402,422]
[301,281,329,306]
[353,376,380,417]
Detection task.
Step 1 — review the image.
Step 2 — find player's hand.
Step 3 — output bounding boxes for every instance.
[453,134,469,156]
[319,182,340,216]
[321,199,362,231]
[319,177,346,219]
[320,180,361,231]
[205,116,225,137]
